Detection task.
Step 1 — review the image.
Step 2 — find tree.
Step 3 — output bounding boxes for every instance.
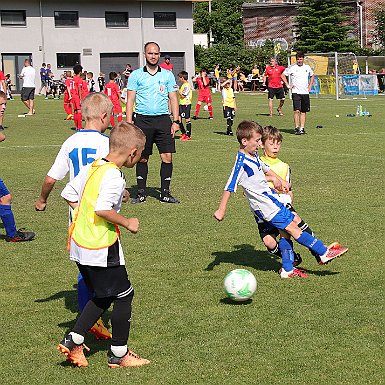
[193,0,244,47]
[294,0,357,53]
[374,6,385,48]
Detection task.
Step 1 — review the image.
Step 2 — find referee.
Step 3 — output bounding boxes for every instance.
[126,42,180,204]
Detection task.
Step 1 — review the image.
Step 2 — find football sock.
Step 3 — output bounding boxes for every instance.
[195,104,201,117]
[208,105,213,117]
[74,111,82,129]
[186,121,191,137]
[279,238,295,272]
[136,162,148,192]
[295,231,327,256]
[111,345,128,358]
[64,103,72,115]
[179,121,186,135]
[73,297,113,337]
[111,291,133,346]
[298,220,314,235]
[160,162,173,192]
[267,244,281,258]
[110,115,115,128]
[226,118,233,133]
[0,204,17,238]
[117,114,122,123]
[77,272,94,312]
[69,332,85,345]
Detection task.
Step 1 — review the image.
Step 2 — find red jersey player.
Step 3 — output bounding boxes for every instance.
[192,69,213,120]
[63,71,73,120]
[263,58,286,117]
[104,71,122,127]
[79,73,89,100]
[67,64,83,129]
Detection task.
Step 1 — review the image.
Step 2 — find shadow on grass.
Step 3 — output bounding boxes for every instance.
[127,185,161,201]
[206,243,340,277]
[278,128,299,135]
[220,297,253,306]
[213,131,233,136]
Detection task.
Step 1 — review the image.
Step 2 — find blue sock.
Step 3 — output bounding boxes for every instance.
[279,238,295,272]
[296,232,327,256]
[77,272,94,312]
[0,204,17,238]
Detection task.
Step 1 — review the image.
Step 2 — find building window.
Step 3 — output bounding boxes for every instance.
[57,53,81,68]
[1,10,26,26]
[154,12,176,28]
[54,11,79,27]
[105,12,128,28]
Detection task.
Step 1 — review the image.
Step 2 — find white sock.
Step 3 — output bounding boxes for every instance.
[69,332,84,345]
[320,250,329,263]
[111,345,128,358]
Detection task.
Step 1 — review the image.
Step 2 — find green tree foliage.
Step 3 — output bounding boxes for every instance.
[294,0,357,52]
[374,7,385,48]
[193,0,244,46]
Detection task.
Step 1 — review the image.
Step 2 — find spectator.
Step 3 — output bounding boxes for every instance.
[19,59,36,116]
[123,64,132,82]
[159,55,174,72]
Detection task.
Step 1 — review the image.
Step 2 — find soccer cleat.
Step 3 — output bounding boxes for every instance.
[160,190,180,204]
[65,114,73,121]
[280,268,308,278]
[57,334,90,367]
[226,131,234,136]
[277,108,284,116]
[293,252,303,267]
[184,135,192,140]
[5,229,35,242]
[0,125,4,132]
[192,116,197,120]
[108,350,150,368]
[209,117,213,120]
[90,318,112,340]
[131,190,146,204]
[298,128,306,135]
[180,134,188,141]
[319,242,348,265]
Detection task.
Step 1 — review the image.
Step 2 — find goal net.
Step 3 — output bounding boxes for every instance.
[287,52,379,99]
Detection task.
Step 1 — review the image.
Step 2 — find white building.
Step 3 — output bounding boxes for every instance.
[0,0,203,91]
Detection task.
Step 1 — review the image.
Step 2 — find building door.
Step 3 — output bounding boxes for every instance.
[1,54,32,93]
[100,53,139,82]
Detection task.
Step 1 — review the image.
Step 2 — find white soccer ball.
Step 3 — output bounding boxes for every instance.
[203,104,209,111]
[223,269,257,301]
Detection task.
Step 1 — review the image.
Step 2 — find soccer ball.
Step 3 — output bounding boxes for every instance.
[203,104,209,111]
[223,269,257,301]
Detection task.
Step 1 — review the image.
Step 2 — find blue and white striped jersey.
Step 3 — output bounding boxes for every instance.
[224,151,281,221]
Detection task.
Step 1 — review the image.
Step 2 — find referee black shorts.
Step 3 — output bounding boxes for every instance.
[292,93,310,113]
[134,114,176,156]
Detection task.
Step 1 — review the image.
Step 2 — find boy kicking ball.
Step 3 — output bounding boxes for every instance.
[57,122,150,368]
[214,120,348,278]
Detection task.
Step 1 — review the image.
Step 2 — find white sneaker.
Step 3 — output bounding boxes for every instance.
[280,268,308,278]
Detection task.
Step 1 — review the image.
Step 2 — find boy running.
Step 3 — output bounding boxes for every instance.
[104,72,122,128]
[214,120,348,278]
[57,122,150,368]
[177,71,192,141]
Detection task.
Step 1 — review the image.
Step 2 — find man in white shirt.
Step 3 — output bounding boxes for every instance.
[281,52,314,135]
[19,59,36,116]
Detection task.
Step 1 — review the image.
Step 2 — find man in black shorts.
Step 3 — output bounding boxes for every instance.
[19,59,36,116]
[126,41,180,204]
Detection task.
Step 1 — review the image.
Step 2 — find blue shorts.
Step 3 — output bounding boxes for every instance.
[0,179,10,198]
[269,205,294,230]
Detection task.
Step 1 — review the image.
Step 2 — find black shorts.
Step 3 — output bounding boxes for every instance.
[134,114,176,156]
[292,93,310,113]
[268,87,285,100]
[179,105,191,119]
[77,263,132,298]
[21,87,35,101]
[223,106,235,119]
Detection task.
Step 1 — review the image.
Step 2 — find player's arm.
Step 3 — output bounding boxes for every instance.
[308,74,315,93]
[265,169,290,193]
[214,190,231,222]
[0,132,6,142]
[126,90,136,123]
[233,97,237,111]
[95,210,139,234]
[35,176,57,211]
[281,72,291,89]
[202,74,209,87]
[168,90,179,137]
[0,79,6,93]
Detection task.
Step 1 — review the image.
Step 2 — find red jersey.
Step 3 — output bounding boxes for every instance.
[196,77,211,96]
[160,62,173,71]
[67,75,82,97]
[0,70,5,81]
[264,65,286,89]
[64,78,72,97]
[104,82,120,104]
[80,80,89,99]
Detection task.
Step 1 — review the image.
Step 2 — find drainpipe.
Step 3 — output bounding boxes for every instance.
[39,0,46,62]
[140,2,144,66]
[356,1,363,48]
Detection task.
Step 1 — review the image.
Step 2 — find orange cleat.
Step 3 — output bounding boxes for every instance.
[108,350,150,368]
[65,114,73,120]
[57,334,90,367]
[319,242,348,265]
[90,318,112,340]
[280,268,308,279]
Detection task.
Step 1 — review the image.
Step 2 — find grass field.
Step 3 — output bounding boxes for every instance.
[0,91,384,385]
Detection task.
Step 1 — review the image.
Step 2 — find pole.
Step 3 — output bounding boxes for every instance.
[39,0,46,62]
[335,52,339,100]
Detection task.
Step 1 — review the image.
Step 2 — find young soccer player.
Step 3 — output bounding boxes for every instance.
[177,71,192,141]
[79,73,90,100]
[0,91,35,242]
[63,71,73,120]
[68,64,83,130]
[259,125,326,265]
[214,120,348,278]
[104,72,122,128]
[192,69,213,120]
[87,72,95,93]
[57,121,150,368]
[35,93,114,339]
[221,79,237,136]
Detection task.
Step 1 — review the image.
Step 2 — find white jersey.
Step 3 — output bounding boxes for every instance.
[47,130,109,181]
[283,63,314,94]
[20,66,36,88]
[224,151,282,221]
[61,159,126,267]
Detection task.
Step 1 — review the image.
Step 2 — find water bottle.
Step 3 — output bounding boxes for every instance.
[359,105,363,116]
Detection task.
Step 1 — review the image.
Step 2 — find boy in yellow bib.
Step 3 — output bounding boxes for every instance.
[221,80,237,136]
[58,122,150,368]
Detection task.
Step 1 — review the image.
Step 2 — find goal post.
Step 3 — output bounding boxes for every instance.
[287,52,379,100]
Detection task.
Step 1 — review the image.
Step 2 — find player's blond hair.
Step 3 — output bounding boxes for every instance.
[81,92,113,121]
[236,121,262,144]
[262,125,283,144]
[109,121,146,152]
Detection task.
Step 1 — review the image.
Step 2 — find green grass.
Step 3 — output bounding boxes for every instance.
[0,92,384,385]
